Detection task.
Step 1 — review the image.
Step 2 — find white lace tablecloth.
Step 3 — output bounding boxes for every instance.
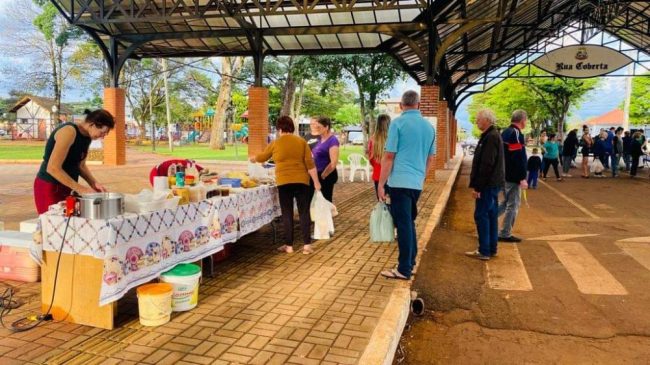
[33,186,280,305]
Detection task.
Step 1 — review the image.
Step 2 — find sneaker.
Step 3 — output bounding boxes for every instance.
[465,250,490,261]
[498,235,522,243]
[491,252,498,257]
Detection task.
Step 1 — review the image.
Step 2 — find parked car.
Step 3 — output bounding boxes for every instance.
[0,130,6,136]
[349,131,364,145]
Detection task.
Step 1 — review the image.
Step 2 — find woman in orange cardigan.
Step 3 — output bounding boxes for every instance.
[251,116,322,254]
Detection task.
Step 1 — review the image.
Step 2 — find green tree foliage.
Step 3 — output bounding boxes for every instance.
[628,75,650,125]
[316,54,406,143]
[518,66,598,137]
[469,66,598,139]
[333,104,362,129]
[300,81,356,120]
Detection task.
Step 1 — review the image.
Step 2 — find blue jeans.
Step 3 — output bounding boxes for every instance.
[388,187,421,278]
[475,187,500,256]
[611,154,620,176]
[498,182,521,238]
[623,153,631,171]
[527,171,538,188]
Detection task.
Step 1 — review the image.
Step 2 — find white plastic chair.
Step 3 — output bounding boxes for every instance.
[336,160,346,182]
[348,153,370,182]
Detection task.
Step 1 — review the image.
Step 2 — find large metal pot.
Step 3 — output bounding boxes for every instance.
[77,192,124,219]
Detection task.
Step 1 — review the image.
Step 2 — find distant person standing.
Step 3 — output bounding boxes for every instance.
[378,90,435,280]
[466,109,504,261]
[630,131,644,177]
[604,127,615,168]
[623,130,632,172]
[561,130,579,177]
[542,134,562,181]
[498,110,528,243]
[303,117,320,150]
[527,148,542,189]
[580,125,593,178]
[309,117,340,203]
[611,127,624,178]
[367,114,391,199]
[592,130,608,177]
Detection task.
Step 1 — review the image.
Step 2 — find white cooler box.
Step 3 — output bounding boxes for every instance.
[0,231,40,282]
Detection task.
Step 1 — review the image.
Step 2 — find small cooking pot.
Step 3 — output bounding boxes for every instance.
[77,192,124,219]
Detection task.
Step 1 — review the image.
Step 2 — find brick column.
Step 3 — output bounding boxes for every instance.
[420,84,439,180]
[451,115,457,158]
[248,86,269,157]
[103,88,126,165]
[435,100,448,169]
[449,111,455,160]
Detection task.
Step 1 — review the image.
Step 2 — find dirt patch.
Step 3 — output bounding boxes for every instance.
[396,160,650,364]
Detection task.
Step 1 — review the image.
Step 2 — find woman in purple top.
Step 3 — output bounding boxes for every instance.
[310,116,340,202]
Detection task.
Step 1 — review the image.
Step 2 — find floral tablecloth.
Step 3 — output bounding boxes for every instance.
[33,186,280,305]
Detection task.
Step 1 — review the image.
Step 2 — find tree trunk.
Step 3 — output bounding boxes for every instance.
[161,59,174,151]
[210,58,233,150]
[280,56,296,118]
[292,79,305,134]
[138,123,146,144]
[49,39,60,125]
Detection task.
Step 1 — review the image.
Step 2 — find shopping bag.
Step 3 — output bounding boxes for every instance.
[310,191,335,239]
[370,202,395,242]
[590,159,604,173]
[247,162,269,180]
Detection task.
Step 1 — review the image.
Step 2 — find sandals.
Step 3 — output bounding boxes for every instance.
[276,245,293,253]
[380,268,409,280]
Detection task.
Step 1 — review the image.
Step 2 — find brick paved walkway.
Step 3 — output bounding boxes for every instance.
[0,153,454,365]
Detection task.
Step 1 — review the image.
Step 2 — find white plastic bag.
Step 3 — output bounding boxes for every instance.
[590,159,604,173]
[310,191,335,239]
[370,202,395,242]
[248,162,269,180]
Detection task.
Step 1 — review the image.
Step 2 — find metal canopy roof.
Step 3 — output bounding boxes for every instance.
[49,0,650,109]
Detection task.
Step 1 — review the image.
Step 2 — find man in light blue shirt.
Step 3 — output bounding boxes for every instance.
[378,90,436,280]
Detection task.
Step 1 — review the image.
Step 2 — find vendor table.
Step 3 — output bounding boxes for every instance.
[34,186,280,329]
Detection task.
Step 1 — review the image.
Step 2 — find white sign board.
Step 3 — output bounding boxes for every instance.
[533,45,633,78]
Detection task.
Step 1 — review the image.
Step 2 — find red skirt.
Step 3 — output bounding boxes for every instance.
[34,177,71,214]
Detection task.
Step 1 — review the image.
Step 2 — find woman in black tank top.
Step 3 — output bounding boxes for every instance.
[33,109,115,214]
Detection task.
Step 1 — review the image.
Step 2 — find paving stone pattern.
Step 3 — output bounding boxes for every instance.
[0,171,449,364]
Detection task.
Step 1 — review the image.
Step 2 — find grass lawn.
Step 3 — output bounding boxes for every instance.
[133,143,366,163]
[0,142,45,160]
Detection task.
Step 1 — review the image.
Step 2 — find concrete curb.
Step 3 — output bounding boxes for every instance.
[359,150,464,365]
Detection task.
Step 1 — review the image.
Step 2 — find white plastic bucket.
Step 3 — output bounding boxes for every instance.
[160,263,201,312]
[136,283,173,326]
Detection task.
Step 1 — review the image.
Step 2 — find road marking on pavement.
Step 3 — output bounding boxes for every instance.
[487,245,533,291]
[529,234,599,241]
[616,242,650,271]
[617,236,650,243]
[548,241,627,295]
[538,180,600,219]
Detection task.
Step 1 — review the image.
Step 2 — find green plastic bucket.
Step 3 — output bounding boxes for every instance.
[160,263,201,312]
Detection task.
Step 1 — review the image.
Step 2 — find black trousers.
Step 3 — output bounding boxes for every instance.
[543,157,560,178]
[631,154,641,176]
[310,169,338,203]
[277,183,311,245]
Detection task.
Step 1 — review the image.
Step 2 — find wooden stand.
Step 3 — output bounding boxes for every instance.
[41,251,115,329]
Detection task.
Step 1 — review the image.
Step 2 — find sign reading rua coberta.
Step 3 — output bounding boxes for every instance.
[533,45,633,78]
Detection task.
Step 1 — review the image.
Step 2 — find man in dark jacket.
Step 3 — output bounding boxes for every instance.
[467,109,505,260]
[497,110,528,242]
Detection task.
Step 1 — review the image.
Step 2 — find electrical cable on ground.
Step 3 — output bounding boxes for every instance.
[0,217,71,332]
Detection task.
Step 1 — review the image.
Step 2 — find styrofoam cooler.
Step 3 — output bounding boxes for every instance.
[0,231,40,282]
